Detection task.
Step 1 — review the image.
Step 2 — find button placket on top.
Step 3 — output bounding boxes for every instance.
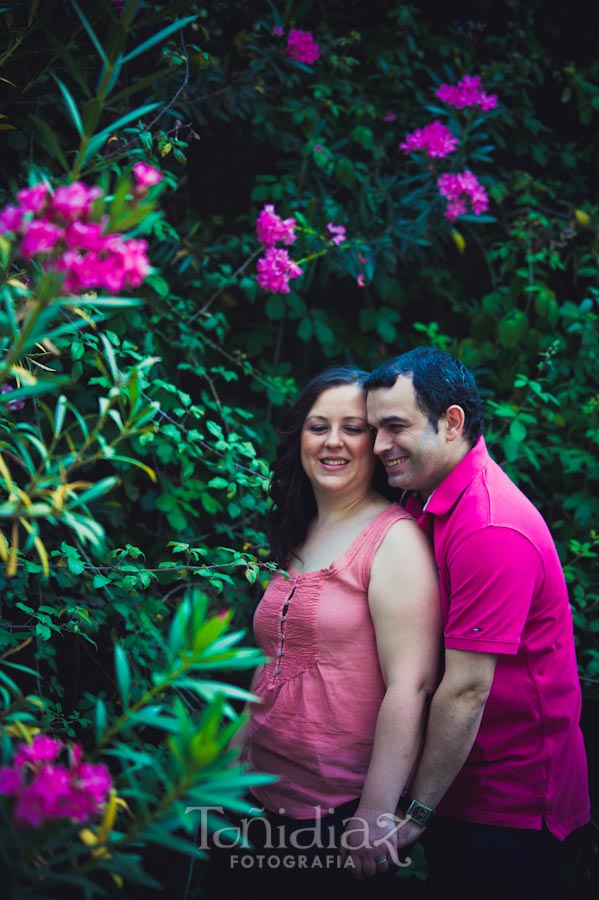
[271,577,297,684]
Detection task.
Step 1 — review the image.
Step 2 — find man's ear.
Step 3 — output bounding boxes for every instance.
[444,404,465,441]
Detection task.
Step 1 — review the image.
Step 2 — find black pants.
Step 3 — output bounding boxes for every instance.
[199,797,418,900]
[422,816,566,900]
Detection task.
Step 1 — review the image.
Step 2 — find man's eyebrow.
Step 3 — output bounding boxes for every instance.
[372,415,410,426]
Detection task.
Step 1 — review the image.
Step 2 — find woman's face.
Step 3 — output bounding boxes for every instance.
[300,384,377,499]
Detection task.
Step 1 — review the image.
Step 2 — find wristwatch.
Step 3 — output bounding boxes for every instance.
[404,797,435,827]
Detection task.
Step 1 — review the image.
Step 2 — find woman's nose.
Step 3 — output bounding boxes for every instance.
[325,428,343,446]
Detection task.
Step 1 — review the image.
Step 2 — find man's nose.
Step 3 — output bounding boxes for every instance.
[373,431,388,456]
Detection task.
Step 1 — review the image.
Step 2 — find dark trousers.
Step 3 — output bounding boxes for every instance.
[199,797,418,900]
[422,816,566,900]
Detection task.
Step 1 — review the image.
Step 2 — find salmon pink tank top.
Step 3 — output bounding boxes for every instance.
[246,504,412,818]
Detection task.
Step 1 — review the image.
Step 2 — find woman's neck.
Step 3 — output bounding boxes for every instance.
[312,488,385,527]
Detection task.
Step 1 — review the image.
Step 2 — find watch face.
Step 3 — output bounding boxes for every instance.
[407,800,432,825]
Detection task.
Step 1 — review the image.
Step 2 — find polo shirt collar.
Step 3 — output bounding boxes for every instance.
[424,436,489,517]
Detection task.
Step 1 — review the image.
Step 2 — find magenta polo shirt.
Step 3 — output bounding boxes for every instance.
[415,437,590,839]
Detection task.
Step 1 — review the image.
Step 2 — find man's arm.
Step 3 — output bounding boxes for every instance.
[396,647,497,847]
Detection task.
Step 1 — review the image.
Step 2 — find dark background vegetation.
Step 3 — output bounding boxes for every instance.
[0,0,597,896]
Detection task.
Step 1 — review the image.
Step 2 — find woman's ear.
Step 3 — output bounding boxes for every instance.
[444,404,465,441]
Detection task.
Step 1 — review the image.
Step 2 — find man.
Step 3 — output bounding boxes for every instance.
[365,347,590,900]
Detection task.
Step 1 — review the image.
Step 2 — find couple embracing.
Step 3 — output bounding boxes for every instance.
[201,347,590,900]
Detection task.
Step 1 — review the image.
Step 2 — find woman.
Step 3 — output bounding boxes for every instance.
[203,367,440,897]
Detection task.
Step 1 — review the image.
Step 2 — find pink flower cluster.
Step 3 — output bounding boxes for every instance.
[0,173,157,295]
[437,171,490,220]
[435,74,498,111]
[0,734,111,827]
[327,222,346,246]
[256,204,303,294]
[286,29,320,65]
[257,248,303,294]
[256,204,297,247]
[400,120,459,159]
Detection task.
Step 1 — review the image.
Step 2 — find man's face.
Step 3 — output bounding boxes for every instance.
[367,375,455,499]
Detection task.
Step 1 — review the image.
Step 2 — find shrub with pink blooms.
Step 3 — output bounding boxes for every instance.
[286,28,320,65]
[0,175,157,295]
[435,74,499,111]
[400,120,459,159]
[437,171,490,220]
[0,735,111,827]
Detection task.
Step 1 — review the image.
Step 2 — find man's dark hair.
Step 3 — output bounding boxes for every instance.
[364,347,484,446]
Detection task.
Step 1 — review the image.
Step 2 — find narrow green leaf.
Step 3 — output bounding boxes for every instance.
[121,16,197,64]
[71,0,107,63]
[68,476,119,509]
[52,75,83,136]
[114,644,131,708]
[95,697,107,743]
[54,395,67,439]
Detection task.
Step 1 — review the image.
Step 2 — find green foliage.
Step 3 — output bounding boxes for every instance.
[0,0,597,894]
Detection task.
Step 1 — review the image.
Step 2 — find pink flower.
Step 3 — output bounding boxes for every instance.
[132,162,163,188]
[272,25,284,36]
[14,735,63,769]
[435,74,498,111]
[17,183,50,215]
[326,222,346,246]
[20,220,64,257]
[65,221,108,252]
[256,204,297,247]
[50,182,102,222]
[383,113,397,122]
[76,762,112,804]
[107,236,151,289]
[400,120,459,159]
[1,736,112,828]
[286,29,320,65]
[0,766,22,793]
[257,247,303,293]
[437,170,490,220]
[0,204,24,234]
[357,274,365,287]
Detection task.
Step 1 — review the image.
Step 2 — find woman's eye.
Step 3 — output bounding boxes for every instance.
[309,426,327,433]
[344,426,364,435]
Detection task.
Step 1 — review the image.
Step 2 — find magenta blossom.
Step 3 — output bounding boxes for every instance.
[50,182,102,222]
[132,161,163,188]
[17,183,50,215]
[400,120,459,159]
[20,220,64,258]
[0,205,24,234]
[257,247,303,294]
[272,25,284,36]
[437,170,490,220]
[14,735,63,769]
[0,736,112,828]
[435,74,498,111]
[256,204,297,247]
[327,222,346,246]
[286,29,320,65]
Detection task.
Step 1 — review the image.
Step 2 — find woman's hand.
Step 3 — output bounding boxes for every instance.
[339,806,401,878]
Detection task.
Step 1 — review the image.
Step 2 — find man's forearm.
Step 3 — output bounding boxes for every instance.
[406,680,488,810]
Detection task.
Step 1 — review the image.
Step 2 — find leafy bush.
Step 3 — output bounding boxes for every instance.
[0,0,597,895]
